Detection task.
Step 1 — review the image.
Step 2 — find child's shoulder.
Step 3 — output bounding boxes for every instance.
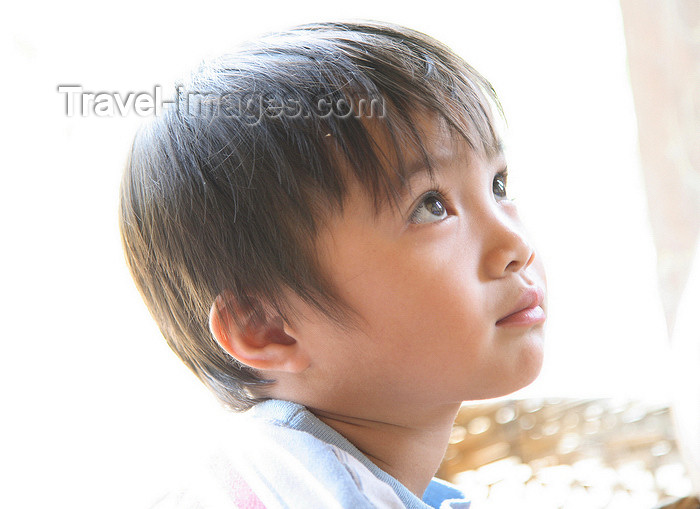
[152,400,470,509]
[222,399,408,508]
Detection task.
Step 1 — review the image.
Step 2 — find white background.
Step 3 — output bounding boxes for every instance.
[2,1,680,507]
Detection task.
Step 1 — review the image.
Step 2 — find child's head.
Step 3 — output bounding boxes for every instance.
[119,21,545,413]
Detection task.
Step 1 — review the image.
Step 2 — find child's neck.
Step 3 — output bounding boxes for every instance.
[311,402,461,497]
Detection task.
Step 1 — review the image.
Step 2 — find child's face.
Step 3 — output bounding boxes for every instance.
[287,118,546,416]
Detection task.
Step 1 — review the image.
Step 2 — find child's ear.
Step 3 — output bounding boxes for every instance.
[208,293,310,374]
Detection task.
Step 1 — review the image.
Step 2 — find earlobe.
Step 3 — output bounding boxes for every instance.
[208,293,310,374]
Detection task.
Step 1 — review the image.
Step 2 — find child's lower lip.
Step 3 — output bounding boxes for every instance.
[496,306,546,327]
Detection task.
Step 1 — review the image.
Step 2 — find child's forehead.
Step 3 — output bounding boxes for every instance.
[356,112,504,199]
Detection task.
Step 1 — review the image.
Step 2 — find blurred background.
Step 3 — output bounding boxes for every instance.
[2,0,698,508]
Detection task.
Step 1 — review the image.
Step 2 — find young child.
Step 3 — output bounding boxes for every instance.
[119,21,547,508]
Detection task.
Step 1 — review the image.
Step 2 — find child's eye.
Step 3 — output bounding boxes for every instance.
[409,192,448,224]
[493,171,508,200]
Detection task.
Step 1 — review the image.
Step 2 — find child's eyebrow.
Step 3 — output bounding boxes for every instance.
[402,137,505,179]
[400,144,457,186]
[402,159,435,184]
[395,159,441,199]
[401,146,506,185]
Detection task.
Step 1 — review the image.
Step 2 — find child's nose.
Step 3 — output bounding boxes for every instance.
[482,213,535,279]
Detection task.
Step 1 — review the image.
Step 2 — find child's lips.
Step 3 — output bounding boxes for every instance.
[496,287,546,327]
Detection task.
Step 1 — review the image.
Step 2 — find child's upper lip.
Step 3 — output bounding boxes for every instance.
[496,286,545,324]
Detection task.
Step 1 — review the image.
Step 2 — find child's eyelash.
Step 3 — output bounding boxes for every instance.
[422,187,448,200]
[418,187,450,207]
[408,187,450,222]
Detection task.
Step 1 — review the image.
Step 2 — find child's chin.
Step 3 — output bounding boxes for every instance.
[468,372,543,402]
[496,348,545,398]
[512,353,545,394]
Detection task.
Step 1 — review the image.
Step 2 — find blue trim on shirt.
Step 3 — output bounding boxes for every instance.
[249,399,469,509]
